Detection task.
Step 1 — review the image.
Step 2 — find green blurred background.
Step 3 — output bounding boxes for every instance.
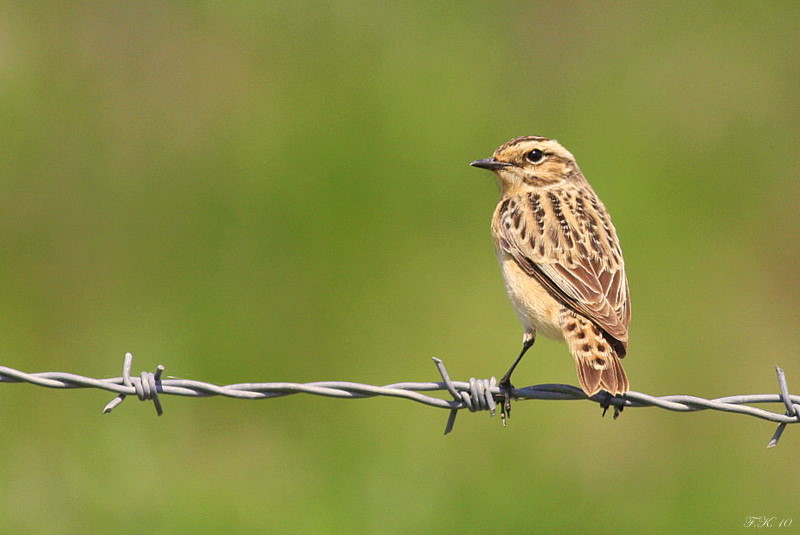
[0,2,798,533]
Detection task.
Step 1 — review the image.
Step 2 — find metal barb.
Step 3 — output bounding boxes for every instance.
[102,353,165,416]
[767,366,798,448]
[432,357,462,434]
[432,358,497,434]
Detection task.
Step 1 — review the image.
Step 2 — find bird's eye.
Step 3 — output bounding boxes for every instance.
[526,149,545,164]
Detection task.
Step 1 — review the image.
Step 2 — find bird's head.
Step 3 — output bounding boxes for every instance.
[471,136,581,194]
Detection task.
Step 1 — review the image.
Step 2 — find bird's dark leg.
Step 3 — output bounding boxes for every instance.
[498,331,535,424]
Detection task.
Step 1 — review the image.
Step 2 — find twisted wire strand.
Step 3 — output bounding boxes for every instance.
[0,354,797,448]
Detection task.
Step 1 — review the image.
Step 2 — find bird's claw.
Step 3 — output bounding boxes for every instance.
[498,377,514,425]
[600,391,624,419]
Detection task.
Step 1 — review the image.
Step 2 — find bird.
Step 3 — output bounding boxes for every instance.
[470,135,630,420]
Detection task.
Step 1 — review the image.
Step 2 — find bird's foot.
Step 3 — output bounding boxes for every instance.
[600,391,625,419]
[497,376,515,425]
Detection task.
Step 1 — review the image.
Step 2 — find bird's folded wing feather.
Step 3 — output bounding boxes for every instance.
[495,193,630,352]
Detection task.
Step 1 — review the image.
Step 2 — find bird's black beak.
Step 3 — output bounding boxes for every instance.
[470,158,512,170]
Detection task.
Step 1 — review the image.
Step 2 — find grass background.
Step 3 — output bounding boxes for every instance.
[0,2,798,533]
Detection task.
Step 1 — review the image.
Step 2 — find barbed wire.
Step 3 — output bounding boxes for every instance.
[1,353,797,448]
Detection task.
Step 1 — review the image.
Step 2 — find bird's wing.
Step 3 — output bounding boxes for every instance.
[495,191,630,352]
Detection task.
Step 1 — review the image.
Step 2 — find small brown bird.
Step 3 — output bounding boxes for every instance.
[471,136,630,418]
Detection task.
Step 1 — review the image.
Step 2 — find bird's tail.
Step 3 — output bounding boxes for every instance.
[575,352,628,397]
[561,312,629,396]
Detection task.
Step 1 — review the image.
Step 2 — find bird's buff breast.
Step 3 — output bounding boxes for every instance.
[497,251,565,341]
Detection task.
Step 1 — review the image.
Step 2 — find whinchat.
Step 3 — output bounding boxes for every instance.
[471,136,630,418]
